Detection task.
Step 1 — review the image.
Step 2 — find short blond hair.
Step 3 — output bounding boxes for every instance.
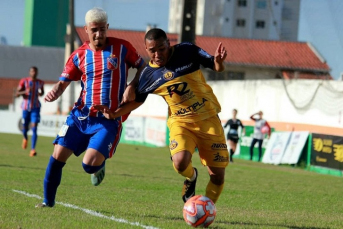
[85,7,108,25]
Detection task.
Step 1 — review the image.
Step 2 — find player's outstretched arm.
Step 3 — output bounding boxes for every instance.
[214,42,227,72]
[94,101,143,120]
[44,81,70,102]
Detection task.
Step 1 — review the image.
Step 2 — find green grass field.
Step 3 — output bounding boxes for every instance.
[1,133,343,229]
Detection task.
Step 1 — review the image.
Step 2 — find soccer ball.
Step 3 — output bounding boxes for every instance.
[183,195,216,228]
[261,125,269,134]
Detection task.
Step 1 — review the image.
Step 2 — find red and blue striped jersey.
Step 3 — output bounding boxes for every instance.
[18,77,44,111]
[60,37,144,119]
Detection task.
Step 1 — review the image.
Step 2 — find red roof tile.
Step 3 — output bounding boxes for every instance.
[75,27,330,72]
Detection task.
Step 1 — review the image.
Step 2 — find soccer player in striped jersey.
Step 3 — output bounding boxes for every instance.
[36,8,145,208]
[16,66,44,157]
[95,28,229,204]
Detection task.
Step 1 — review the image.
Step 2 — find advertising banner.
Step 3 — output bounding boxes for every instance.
[239,125,271,161]
[0,111,66,137]
[122,116,145,143]
[281,131,309,164]
[311,133,343,170]
[262,132,291,164]
[144,117,166,147]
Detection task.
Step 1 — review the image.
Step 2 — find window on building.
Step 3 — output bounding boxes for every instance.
[275,1,278,5]
[208,71,245,80]
[238,0,247,7]
[256,0,267,9]
[225,17,229,22]
[236,19,246,27]
[256,20,265,28]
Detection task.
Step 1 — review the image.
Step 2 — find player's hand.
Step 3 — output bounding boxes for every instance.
[93,105,114,119]
[214,42,227,64]
[122,85,136,104]
[44,90,60,102]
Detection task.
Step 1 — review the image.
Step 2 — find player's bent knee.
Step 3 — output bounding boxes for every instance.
[172,151,192,172]
[82,162,104,174]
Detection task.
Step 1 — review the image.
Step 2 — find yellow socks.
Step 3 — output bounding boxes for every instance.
[173,162,195,181]
[205,180,224,204]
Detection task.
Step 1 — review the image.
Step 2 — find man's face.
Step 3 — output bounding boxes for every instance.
[145,38,170,67]
[85,21,108,50]
[29,68,37,80]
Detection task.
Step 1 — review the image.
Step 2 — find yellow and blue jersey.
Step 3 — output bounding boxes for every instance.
[136,42,221,123]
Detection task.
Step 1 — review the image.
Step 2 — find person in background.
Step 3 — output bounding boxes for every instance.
[35,7,145,208]
[224,109,245,162]
[249,111,271,161]
[16,66,44,157]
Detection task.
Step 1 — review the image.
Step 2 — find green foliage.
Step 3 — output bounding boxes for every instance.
[0,133,342,229]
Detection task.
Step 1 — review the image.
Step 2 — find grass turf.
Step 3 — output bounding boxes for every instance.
[0,133,342,228]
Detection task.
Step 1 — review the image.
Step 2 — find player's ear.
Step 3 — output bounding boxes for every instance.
[106,23,109,29]
[84,25,88,33]
[166,39,170,47]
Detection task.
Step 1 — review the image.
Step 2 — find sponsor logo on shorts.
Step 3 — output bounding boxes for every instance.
[169,139,178,150]
[213,152,229,162]
[163,71,174,80]
[108,142,113,151]
[211,143,227,150]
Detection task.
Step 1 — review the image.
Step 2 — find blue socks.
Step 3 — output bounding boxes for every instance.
[82,161,105,174]
[31,126,37,149]
[43,156,66,207]
[22,127,28,140]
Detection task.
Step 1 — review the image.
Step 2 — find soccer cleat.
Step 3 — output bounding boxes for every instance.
[29,149,37,157]
[22,139,27,149]
[91,166,105,186]
[182,168,198,203]
[35,202,54,208]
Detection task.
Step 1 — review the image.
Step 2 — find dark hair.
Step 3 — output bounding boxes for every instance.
[145,28,167,41]
[233,109,237,113]
[30,66,38,71]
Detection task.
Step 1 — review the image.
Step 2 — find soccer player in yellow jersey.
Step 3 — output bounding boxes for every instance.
[95,28,228,204]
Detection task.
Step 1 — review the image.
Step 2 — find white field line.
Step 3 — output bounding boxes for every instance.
[13,190,160,229]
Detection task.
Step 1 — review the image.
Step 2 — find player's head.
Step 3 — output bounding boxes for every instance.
[84,7,109,51]
[145,28,170,67]
[232,109,237,117]
[29,66,38,80]
[258,110,263,118]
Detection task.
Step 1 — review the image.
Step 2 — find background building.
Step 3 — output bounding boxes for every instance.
[168,0,300,41]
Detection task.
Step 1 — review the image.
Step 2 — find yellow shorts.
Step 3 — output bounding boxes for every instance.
[168,115,229,168]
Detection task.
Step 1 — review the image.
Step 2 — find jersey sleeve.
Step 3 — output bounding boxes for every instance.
[59,52,83,82]
[193,44,214,70]
[17,78,26,90]
[239,120,245,128]
[134,67,154,103]
[124,41,144,69]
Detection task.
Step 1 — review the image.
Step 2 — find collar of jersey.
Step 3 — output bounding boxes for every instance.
[148,47,175,68]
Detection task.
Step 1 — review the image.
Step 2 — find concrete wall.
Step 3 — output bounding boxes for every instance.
[10,79,343,135]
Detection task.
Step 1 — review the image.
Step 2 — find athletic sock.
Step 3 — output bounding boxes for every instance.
[205,180,224,204]
[230,149,234,162]
[31,126,38,149]
[173,162,195,181]
[22,128,28,140]
[43,156,66,206]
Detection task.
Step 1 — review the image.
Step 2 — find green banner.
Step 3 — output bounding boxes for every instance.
[237,125,274,161]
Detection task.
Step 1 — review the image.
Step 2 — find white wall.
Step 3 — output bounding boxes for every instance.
[10,79,343,129]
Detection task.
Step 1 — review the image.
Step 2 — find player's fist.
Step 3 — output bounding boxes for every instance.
[44,90,59,102]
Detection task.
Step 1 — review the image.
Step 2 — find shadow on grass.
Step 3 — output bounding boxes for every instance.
[215,220,330,229]
[0,164,45,171]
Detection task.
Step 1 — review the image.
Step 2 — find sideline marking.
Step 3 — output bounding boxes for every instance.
[13,190,159,229]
